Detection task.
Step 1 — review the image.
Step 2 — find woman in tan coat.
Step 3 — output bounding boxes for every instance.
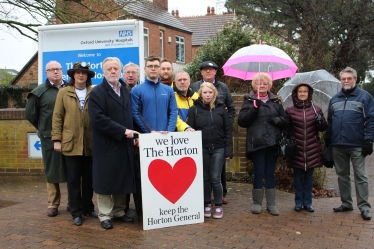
[52,62,97,226]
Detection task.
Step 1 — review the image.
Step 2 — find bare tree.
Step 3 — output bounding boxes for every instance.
[0,0,142,42]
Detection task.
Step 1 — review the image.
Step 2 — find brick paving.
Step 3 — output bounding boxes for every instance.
[1,154,374,248]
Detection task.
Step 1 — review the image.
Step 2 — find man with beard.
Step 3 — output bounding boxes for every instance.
[325,67,374,221]
[159,59,174,87]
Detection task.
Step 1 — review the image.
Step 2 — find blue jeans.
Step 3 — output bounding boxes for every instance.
[203,148,224,206]
[251,147,278,189]
[293,168,314,206]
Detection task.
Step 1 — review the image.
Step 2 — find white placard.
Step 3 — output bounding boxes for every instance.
[139,131,204,230]
[28,133,43,159]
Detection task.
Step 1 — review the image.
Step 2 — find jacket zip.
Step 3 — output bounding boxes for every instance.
[154,84,158,131]
[303,105,307,171]
[210,108,214,150]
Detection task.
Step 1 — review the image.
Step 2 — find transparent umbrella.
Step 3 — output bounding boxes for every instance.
[277,70,341,115]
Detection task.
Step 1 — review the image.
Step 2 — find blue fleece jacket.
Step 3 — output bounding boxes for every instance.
[131,78,177,133]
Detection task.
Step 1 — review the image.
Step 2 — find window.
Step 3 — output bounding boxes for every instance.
[160,31,164,59]
[176,36,185,63]
[144,28,149,58]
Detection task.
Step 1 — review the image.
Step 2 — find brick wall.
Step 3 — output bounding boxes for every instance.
[0,109,43,175]
[144,21,192,64]
[14,57,39,86]
[0,95,248,177]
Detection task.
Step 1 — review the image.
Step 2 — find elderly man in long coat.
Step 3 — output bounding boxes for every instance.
[25,60,68,217]
[88,57,139,230]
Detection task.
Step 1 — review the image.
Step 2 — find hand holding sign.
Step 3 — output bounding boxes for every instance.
[125,129,140,139]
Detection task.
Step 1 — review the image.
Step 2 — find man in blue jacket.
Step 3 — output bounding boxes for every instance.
[325,67,374,220]
[131,55,177,133]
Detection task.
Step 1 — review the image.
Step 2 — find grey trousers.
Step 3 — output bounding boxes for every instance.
[97,194,126,222]
[333,146,371,211]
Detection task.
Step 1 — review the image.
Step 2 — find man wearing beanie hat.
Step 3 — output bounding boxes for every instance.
[191,61,235,204]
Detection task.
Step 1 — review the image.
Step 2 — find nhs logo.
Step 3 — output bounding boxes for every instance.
[119,30,133,37]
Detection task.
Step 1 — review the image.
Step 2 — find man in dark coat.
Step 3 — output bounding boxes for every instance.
[25,60,68,217]
[191,61,236,204]
[88,57,139,230]
[325,67,374,220]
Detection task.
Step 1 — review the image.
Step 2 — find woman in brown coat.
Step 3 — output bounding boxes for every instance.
[285,83,327,212]
[52,62,97,226]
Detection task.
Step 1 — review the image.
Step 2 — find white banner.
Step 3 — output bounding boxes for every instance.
[139,132,204,230]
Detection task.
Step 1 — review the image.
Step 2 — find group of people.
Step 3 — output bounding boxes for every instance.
[25,54,373,231]
[25,56,235,229]
[238,67,373,221]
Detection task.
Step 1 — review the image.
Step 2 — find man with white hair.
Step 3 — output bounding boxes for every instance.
[89,57,139,229]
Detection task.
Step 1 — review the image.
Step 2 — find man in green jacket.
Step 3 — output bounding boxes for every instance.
[25,60,68,217]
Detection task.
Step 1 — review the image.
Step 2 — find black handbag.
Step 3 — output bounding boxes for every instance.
[278,132,298,158]
[322,145,334,168]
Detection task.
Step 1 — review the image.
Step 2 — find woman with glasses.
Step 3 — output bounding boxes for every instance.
[52,62,97,226]
[238,72,289,216]
[285,83,327,212]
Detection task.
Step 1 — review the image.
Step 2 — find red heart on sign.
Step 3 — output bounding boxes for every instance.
[148,157,197,204]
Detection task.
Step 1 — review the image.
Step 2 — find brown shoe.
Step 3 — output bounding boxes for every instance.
[222,196,228,204]
[47,208,58,217]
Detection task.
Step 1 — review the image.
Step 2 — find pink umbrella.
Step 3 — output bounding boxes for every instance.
[222,44,298,81]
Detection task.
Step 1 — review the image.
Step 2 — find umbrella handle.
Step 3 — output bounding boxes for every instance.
[253,100,258,108]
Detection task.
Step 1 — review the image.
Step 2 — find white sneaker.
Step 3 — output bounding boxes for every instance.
[213,206,223,219]
[204,204,212,218]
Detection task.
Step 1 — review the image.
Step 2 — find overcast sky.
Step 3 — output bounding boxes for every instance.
[0,0,226,71]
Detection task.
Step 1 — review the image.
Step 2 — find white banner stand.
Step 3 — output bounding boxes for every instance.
[139,131,204,230]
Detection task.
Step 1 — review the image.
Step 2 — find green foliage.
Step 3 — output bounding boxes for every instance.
[0,70,15,85]
[361,78,374,98]
[0,85,34,108]
[185,19,299,93]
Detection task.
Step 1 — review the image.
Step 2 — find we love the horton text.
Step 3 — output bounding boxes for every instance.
[148,206,200,226]
[143,136,198,157]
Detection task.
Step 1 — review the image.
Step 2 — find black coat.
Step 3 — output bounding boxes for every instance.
[187,99,233,158]
[238,90,290,159]
[88,79,136,195]
[25,79,67,183]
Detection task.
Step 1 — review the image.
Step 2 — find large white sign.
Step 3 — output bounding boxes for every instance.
[28,133,42,159]
[38,20,144,85]
[139,132,204,230]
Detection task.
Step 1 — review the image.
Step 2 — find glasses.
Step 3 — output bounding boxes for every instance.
[47,68,62,72]
[341,77,354,81]
[146,65,160,69]
[125,71,138,75]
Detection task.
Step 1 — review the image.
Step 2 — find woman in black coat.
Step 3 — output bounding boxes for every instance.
[238,73,289,216]
[285,83,327,212]
[187,82,233,219]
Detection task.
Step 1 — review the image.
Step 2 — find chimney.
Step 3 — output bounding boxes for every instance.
[153,0,168,11]
[175,9,179,18]
[207,6,211,15]
[171,10,175,16]
[211,7,215,15]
